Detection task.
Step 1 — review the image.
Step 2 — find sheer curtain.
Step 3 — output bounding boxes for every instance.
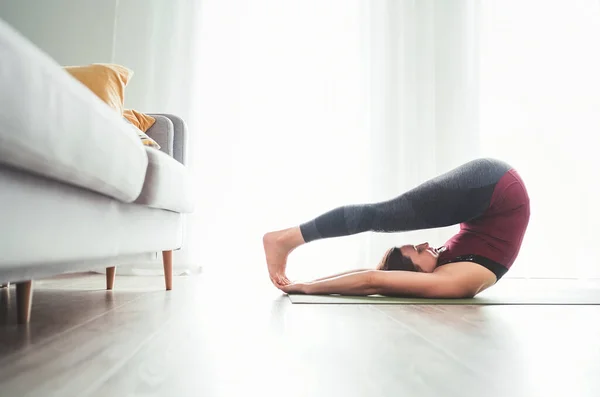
[190,0,372,281]
[184,0,483,282]
[359,0,481,274]
[114,0,482,281]
[115,0,599,280]
[478,0,600,279]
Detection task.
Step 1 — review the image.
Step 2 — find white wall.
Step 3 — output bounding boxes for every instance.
[0,0,196,113]
[0,0,118,66]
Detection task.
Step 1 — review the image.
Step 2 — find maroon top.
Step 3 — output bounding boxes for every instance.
[437,169,530,277]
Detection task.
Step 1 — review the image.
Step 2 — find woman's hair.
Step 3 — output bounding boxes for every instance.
[377,247,416,272]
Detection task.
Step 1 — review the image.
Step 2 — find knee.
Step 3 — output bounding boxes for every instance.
[344,205,377,234]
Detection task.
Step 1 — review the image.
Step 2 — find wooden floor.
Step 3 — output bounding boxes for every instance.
[1,272,600,397]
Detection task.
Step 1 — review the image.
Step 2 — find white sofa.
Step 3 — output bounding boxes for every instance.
[0,19,194,323]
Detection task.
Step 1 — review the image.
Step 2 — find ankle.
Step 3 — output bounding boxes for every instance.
[277,227,305,251]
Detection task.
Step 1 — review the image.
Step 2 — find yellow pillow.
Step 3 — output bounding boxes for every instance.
[64,63,133,114]
[123,109,156,132]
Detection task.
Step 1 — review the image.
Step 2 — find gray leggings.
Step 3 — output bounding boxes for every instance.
[299,158,512,242]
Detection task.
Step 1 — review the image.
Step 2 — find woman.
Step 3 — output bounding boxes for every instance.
[263,158,530,298]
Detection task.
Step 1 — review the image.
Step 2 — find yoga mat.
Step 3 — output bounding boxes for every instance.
[287,279,600,305]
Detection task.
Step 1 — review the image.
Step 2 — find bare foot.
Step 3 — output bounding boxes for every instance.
[263,227,304,287]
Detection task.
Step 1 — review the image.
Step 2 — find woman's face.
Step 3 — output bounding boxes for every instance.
[398,242,440,273]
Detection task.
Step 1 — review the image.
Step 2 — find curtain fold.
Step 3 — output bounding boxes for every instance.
[479,0,600,279]
[361,0,482,269]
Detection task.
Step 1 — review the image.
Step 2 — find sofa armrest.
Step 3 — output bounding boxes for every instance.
[145,115,174,159]
[146,114,188,165]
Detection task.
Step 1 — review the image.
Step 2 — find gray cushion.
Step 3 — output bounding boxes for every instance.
[135,147,195,213]
[0,19,148,203]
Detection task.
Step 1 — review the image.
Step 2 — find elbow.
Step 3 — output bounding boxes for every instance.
[459,289,477,299]
[363,270,382,295]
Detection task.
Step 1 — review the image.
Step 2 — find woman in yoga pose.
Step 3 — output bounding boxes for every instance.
[263,158,530,298]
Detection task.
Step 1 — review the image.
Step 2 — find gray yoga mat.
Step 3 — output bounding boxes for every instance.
[287,279,600,305]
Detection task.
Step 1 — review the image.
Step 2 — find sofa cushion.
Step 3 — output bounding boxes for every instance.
[0,19,148,203]
[0,165,183,272]
[135,147,195,213]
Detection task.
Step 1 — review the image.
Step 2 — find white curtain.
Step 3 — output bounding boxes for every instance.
[114,0,600,280]
[362,0,482,274]
[478,0,600,279]
[191,0,373,281]
[184,0,481,283]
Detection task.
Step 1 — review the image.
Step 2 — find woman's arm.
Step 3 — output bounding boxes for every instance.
[282,263,492,298]
[282,270,467,297]
[311,268,373,282]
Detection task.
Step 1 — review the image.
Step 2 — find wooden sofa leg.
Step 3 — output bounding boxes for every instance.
[106,266,116,290]
[162,250,173,291]
[16,280,33,324]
